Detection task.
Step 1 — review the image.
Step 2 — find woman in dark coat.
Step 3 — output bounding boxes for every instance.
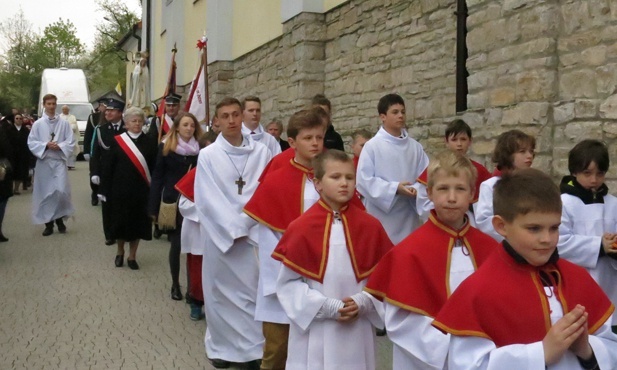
[0,126,14,241]
[100,107,157,270]
[148,112,202,300]
[7,114,32,193]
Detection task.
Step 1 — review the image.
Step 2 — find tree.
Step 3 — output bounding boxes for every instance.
[0,8,43,109]
[37,19,85,68]
[83,0,140,96]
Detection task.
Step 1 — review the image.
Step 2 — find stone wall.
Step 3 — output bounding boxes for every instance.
[207,0,617,185]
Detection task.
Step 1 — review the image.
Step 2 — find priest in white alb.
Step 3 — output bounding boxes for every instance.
[28,93,75,236]
[194,97,272,369]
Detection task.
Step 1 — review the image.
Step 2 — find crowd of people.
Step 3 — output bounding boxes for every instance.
[1,89,617,370]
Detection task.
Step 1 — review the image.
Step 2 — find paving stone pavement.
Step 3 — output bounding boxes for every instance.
[0,161,392,370]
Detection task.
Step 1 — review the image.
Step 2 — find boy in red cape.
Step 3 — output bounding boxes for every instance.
[433,169,617,369]
[243,109,325,370]
[272,150,392,370]
[415,119,491,223]
[365,151,497,369]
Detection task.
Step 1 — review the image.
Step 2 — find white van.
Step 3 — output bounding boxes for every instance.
[39,68,94,154]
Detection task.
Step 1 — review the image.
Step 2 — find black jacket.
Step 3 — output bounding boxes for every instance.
[148,143,198,216]
[324,124,345,151]
[0,127,14,198]
[90,121,125,177]
[84,111,105,156]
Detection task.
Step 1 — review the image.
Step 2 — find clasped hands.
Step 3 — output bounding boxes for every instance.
[543,304,593,365]
[396,181,417,198]
[46,141,60,151]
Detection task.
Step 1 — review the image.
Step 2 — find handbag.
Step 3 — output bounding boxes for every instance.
[157,194,178,231]
[157,164,192,231]
[0,158,11,181]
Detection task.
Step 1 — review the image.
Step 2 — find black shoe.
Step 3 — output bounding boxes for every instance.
[55,219,66,233]
[243,359,261,370]
[153,228,162,239]
[127,259,139,270]
[171,285,183,301]
[0,233,8,242]
[42,222,54,236]
[105,239,116,246]
[91,197,99,206]
[114,255,124,267]
[209,359,231,369]
[376,327,387,336]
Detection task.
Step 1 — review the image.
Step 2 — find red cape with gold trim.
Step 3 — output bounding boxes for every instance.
[258,148,295,182]
[416,159,492,202]
[272,200,393,284]
[365,210,498,318]
[245,159,365,233]
[174,167,197,202]
[432,245,615,347]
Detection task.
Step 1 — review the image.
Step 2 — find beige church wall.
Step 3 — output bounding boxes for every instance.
[232,0,284,59]
[182,0,208,80]
[324,0,349,12]
[151,0,167,99]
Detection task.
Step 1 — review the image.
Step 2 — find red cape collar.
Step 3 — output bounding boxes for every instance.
[244,159,313,232]
[365,211,497,317]
[272,200,393,283]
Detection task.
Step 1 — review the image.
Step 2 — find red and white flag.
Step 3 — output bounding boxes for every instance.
[185,36,209,125]
[185,61,207,123]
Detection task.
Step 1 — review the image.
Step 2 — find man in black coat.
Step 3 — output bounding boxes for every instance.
[90,98,125,245]
[146,93,181,144]
[311,94,345,151]
[84,98,107,205]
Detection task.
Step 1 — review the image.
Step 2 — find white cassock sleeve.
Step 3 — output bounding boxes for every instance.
[385,303,449,369]
[448,320,617,370]
[558,198,602,269]
[178,196,199,222]
[194,152,256,253]
[356,146,399,213]
[276,266,329,331]
[56,120,76,159]
[28,123,50,159]
[258,225,283,297]
[474,179,503,242]
[413,182,433,224]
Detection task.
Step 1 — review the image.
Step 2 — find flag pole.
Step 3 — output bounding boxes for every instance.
[158,44,177,143]
[203,37,210,127]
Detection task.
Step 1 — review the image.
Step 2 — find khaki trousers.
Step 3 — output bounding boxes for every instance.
[261,322,290,370]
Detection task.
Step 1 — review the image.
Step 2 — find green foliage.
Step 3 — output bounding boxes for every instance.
[0,1,140,110]
[84,0,140,96]
[37,19,85,68]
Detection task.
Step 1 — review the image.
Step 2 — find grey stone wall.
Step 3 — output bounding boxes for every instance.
[207,0,617,185]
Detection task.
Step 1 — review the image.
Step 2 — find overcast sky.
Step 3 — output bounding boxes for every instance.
[1,0,142,52]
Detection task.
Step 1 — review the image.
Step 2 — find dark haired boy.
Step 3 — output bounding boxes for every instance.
[434,169,617,369]
[475,129,535,241]
[273,150,392,369]
[415,119,491,223]
[194,97,272,369]
[241,95,281,156]
[27,93,75,236]
[558,139,617,329]
[357,93,429,244]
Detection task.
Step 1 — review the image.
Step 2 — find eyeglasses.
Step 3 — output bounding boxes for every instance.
[15,117,23,120]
